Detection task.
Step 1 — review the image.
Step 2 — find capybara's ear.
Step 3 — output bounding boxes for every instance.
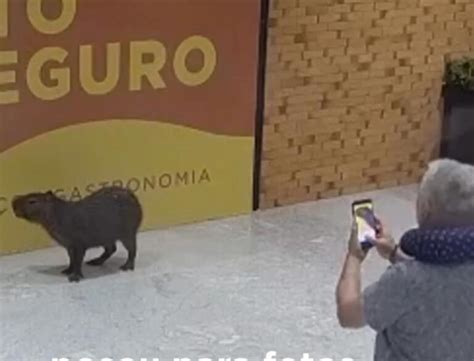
[45,191,54,199]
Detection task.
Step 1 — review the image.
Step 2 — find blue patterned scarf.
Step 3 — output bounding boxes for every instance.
[400,227,474,264]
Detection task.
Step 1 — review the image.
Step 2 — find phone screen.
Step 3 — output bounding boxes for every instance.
[352,200,377,251]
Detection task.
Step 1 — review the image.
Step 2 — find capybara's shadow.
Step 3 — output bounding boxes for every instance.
[29,256,129,280]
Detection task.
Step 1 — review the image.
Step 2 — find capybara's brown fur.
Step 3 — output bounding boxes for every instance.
[12,186,143,282]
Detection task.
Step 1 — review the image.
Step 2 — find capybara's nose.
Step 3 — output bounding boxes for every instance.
[11,197,23,217]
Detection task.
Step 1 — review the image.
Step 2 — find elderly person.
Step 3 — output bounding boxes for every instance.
[336,159,474,361]
[400,158,474,263]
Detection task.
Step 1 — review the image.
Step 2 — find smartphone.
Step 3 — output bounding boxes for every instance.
[352,199,378,251]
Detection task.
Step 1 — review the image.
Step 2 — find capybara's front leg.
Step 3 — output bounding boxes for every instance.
[68,246,85,282]
[120,236,136,271]
[61,248,74,275]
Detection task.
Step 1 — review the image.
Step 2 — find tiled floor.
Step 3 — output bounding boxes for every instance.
[0,185,419,361]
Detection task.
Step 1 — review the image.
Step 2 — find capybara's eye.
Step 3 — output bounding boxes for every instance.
[28,199,37,205]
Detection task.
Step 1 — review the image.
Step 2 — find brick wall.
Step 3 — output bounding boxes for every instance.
[260,0,474,208]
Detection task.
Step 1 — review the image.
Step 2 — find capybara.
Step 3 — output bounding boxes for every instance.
[12,186,143,282]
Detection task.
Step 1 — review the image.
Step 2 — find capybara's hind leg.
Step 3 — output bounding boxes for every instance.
[120,236,136,271]
[86,243,117,266]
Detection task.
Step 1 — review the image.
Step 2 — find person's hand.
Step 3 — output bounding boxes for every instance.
[348,221,368,262]
[373,222,397,260]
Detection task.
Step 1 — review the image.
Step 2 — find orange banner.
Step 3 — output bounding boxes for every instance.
[0,0,262,254]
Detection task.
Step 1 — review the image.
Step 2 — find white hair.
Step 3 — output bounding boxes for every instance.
[417,158,474,228]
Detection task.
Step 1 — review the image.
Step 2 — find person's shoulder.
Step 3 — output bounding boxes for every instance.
[398,259,474,272]
[382,260,432,286]
[388,260,474,285]
[387,259,420,273]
